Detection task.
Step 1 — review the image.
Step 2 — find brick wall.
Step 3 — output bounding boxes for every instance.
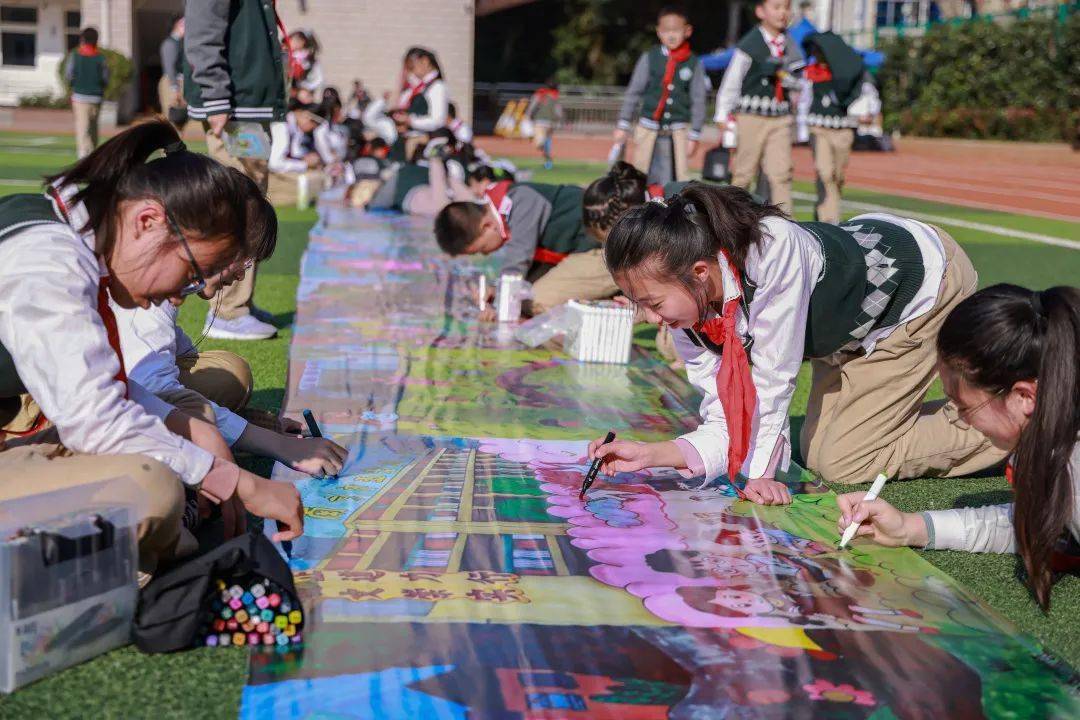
[277,0,475,122]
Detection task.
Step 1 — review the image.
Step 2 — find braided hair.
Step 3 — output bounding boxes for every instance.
[582,161,649,240]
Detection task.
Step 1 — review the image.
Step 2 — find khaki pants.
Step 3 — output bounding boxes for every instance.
[268,170,326,209]
[731,114,794,215]
[631,125,691,182]
[801,227,1008,484]
[72,100,101,159]
[203,122,270,320]
[0,444,184,572]
[177,349,253,413]
[529,249,620,316]
[810,127,854,224]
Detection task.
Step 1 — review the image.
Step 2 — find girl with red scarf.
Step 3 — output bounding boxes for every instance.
[588,183,1005,505]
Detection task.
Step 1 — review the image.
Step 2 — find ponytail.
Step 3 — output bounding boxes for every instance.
[46,119,275,264]
[604,182,786,322]
[938,284,1080,610]
[582,161,647,237]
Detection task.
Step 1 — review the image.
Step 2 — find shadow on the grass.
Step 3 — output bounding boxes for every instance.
[954,489,1014,508]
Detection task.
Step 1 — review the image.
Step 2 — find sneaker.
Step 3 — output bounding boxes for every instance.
[204,313,277,340]
[250,305,276,324]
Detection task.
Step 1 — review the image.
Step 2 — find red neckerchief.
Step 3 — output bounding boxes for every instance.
[49,187,129,398]
[271,2,305,82]
[804,62,832,83]
[693,251,756,484]
[767,33,786,101]
[534,87,560,101]
[483,180,514,248]
[646,183,665,200]
[77,43,99,57]
[651,42,692,121]
[398,72,437,111]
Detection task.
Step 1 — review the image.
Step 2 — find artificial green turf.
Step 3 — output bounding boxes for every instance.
[0,134,1077,716]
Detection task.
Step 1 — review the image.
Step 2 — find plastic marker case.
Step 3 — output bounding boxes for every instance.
[0,479,140,693]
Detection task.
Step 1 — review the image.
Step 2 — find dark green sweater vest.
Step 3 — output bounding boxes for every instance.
[683,218,926,359]
[639,46,698,127]
[0,195,69,398]
[736,29,791,116]
[516,183,597,257]
[71,52,107,100]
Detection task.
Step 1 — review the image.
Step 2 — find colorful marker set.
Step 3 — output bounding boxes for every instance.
[198,577,304,648]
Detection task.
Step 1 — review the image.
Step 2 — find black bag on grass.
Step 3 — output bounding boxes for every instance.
[133,531,300,653]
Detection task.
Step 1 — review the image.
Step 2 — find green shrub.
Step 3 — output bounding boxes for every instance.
[879,14,1077,141]
[57,47,134,102]
[17,92,70,109]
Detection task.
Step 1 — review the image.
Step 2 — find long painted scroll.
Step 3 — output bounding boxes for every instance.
[242,203,1078,718]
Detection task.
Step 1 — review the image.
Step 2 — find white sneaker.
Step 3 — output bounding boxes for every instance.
[203,313,277,340]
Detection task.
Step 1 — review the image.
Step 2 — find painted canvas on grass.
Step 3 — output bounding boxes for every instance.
[243,207,1079,718]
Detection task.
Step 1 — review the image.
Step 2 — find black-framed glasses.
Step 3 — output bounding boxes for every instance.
[166,210,208,298]
[167,210,254,297]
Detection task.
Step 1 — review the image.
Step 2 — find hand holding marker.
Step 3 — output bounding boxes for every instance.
[581,431,615,499]
[303,409,323,438]
[838,473,888,549]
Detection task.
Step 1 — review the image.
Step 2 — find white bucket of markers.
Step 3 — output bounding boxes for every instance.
[496,273,527,323]
[564,300,634,364]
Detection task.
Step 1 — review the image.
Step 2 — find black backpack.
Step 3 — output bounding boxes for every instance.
[133,532,301,653]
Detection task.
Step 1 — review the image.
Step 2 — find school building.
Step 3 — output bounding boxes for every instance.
[0,0,477,120]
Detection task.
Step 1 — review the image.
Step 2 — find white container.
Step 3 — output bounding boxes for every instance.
[496,273,525,323]
[0,478,140,693]
[563,300,634,364]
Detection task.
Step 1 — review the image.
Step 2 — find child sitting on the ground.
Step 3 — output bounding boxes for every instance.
[269,102,325,205]
[112,300,346,479]
[313,88,351,183]
[288,30,323,104]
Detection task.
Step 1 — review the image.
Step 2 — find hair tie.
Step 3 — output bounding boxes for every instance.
[683,202,698,216]
[647,195,667,208]
[1030,290,1045,319]
[164,140,187,156]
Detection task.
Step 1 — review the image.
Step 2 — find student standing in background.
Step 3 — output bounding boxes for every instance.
[66,27,109,159]
[184,0,286,341]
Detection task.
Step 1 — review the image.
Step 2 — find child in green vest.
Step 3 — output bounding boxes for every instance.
[434,183,599,318]
[801,31,880,224]
[615,6,706,183]
[587,183,1005,505]
[714,0,803,215]
[65,27,109,159]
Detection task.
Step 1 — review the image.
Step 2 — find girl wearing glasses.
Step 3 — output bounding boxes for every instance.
[586,183,1006,505]
[0,120,306,573]
[838,285,1080,609]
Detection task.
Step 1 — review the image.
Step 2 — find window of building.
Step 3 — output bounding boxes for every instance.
[65,10,81,51]
[0,5,37,67]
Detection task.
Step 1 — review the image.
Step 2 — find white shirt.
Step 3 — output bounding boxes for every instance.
[269,114,313,174]
[927,441,1080,552]
[674,214,946,481]
[0,187,214,486]
[111,302,249,445]
[313,120,349,166]
[397,72,448,133]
